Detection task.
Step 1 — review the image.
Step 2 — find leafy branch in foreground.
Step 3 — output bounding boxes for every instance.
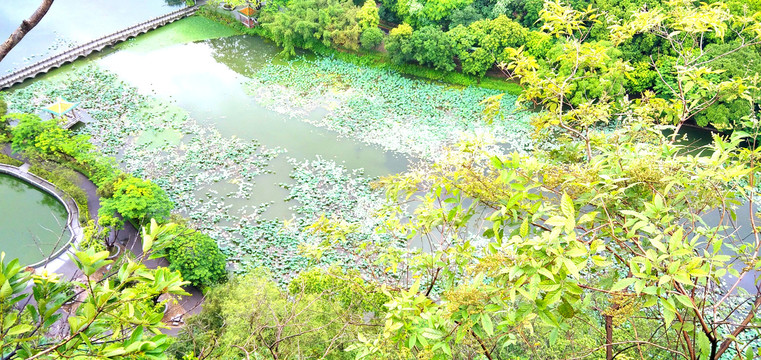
[0,233,188,359]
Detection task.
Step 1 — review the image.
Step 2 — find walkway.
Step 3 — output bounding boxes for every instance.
[0,5,199,90]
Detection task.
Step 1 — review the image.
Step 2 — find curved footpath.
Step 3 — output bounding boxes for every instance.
[2,145,203,334]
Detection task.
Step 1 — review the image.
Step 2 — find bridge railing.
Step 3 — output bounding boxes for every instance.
[0,6,197,88]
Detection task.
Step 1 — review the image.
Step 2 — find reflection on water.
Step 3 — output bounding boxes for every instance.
[0,174,71,265]
[0,0,182,74]
[97,36,409,219]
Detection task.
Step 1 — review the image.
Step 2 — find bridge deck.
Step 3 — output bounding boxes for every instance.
[0,5,198,90]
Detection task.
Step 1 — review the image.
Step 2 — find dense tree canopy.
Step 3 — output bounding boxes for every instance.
[98,176,174,225]
[260,0,365,55]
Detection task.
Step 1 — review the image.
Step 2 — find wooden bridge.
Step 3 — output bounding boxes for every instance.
[0,5,198,90]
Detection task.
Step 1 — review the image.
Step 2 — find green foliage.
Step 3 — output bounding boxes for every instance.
[169,269,383,359]
[0,96,7,116]
[446,4,483,29]
[387,24,457,70]
[608,0,761,135]
[358,0,380,30]
[260,0,362,56]
[7,113,93,161]
[410,26,457,71]
[624,60,658,93]
[0,153,23,166]
[386,23,414,63]
[360,26,384,50]
[98,176,173,224]
[449,15,530,77]
[158,225,227,288]
[0,247,188,359]
[393,0,474,27]
[78,220,108,252]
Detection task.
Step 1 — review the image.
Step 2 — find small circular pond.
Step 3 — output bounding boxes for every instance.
[0,173,72,266]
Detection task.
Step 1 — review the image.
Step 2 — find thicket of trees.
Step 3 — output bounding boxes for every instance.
[1,0,760,358]
[257,0,761,133]
[219,0,760,359]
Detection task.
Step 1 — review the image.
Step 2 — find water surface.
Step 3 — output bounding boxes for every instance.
[0,173,71,266]
[0,0,182,74]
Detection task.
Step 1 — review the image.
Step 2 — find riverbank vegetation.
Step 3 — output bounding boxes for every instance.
[194,0,759,359]
[1,0,760,358]
[231,0,761,136]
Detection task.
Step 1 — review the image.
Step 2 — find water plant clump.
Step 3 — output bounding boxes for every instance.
[4,65,391,283]
[247,57,534,160]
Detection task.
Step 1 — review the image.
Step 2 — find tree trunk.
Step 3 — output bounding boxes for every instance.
[605,314,614,360]
[0,0,55,63]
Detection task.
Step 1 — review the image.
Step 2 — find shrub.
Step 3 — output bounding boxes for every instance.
[0,153,23,166]
[162,225,227,288]
[360,27,384,50]
[169,269,382,359]
[98,176,173,225]
[0,96,7,116]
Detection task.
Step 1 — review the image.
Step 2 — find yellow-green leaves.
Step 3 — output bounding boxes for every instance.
[539,0,597,39]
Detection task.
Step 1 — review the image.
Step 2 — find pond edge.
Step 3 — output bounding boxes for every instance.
[0,163,83,270]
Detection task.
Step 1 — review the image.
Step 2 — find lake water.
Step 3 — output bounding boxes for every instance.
[0,0,183,74]
[0,173,71,265]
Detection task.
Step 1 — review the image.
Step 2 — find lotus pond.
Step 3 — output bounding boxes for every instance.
[4,17,533,282]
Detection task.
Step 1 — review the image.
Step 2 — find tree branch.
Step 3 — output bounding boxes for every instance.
[0,0,54,63]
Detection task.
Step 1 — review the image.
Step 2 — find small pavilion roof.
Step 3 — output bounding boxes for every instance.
[239,7,256,16]
[42,97,78,117]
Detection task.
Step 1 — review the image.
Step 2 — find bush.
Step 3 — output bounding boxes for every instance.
[0,96,7,116]
[360,27,384,50]
[0,153,23,166]
[169,268,383,359]
[98,176,173,224]
[162,225,227,288]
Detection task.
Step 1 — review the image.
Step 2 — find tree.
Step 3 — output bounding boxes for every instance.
[98,176,173,225]
[330,107,761,360]
[409,26,457,71]
[169,268,387,359]
[393,0,474,27]
[357,0,380,30]
[0,0,54,63]
[360,27,384,50]
[449,15,530,77]
[446,5,483,29]
[305,1,761,359]
[608,0,761,139]
[153,224,227,288]
[385,23,415,63]
[260,0,362,56]
[0,247,188,359]
[7,113,92,161]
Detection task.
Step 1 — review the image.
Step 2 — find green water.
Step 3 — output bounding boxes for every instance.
[0,174,71,266]
[97,35,409,220]
[0,0,183,74]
